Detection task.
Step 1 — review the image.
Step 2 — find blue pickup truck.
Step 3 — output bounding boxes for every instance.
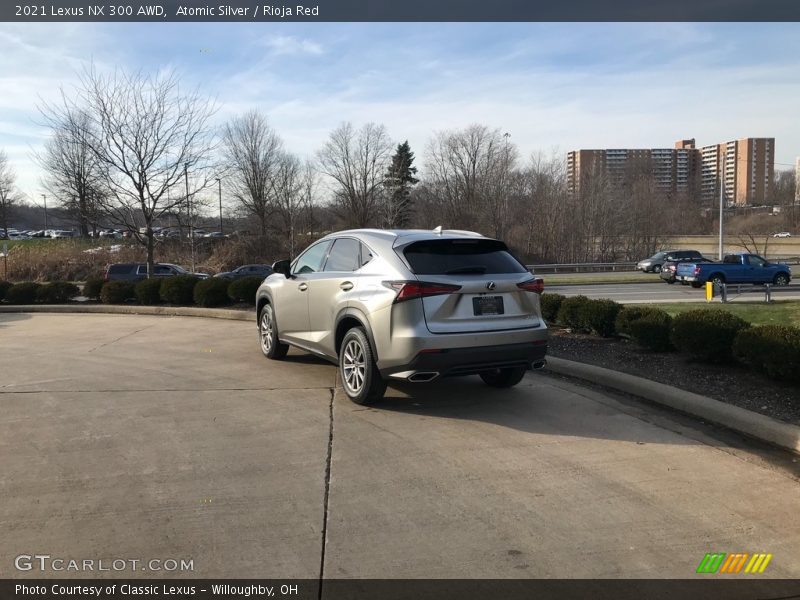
[676,253,792,288]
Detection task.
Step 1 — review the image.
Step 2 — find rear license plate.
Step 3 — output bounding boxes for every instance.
[473,295,504,315]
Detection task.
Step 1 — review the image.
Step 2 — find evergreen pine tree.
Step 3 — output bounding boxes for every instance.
[383,141,419,228]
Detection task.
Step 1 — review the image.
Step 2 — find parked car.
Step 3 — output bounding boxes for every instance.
[256,228,548,405]
[658,251,711,284]
[50,230,78,239]
[104,262,210,282]
[773,232,792,238]
[203,231,229,239]
[676,253,792,288]
[215,264,273,279]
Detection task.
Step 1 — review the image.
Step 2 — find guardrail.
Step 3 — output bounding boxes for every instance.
[526,262,637,273]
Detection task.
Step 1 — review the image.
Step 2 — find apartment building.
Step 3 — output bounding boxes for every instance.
[567,137,775,206]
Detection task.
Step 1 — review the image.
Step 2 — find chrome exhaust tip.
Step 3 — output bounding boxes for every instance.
[532,361,547,370]
[408,371,440,383]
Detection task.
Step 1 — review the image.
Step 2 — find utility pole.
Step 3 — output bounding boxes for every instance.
[215,177,223,233]
[185,163,194,273]
[41,194,48,231]
[718,158,724,261]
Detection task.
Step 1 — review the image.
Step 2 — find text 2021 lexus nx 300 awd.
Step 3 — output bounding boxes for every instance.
[256,228,548,404]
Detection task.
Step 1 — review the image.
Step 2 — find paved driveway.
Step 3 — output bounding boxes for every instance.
[1,313,799,579]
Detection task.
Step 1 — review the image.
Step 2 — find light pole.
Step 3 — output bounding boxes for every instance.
[215,177,223,234]
[718,159,724,260]
[184,163,194,273]
[41,194,48,230]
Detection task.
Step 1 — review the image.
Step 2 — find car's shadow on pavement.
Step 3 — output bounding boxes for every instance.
[0,312,32,328]
[367,373,708,447]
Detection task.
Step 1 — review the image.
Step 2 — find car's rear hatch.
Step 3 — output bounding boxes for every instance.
[396,237,542,334]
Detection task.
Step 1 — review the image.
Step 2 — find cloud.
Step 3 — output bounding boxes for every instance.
[262,34,324,56]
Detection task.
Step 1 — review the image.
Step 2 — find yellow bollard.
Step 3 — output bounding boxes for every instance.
[706,281,714,302]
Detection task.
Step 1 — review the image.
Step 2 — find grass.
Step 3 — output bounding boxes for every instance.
[542,272,659,285]
[650,300,800,327]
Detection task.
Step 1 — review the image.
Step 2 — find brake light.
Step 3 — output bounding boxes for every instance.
[517,278,544,294]
[694,266,701,275]
[383,281,462,303]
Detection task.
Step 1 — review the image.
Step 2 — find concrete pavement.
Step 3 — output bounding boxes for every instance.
[1,314,799,579]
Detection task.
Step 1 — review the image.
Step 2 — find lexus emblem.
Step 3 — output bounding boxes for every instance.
[486,281,496,291]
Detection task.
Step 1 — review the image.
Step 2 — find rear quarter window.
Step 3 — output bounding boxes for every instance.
[109,264,134,275]
[403,239,527,275]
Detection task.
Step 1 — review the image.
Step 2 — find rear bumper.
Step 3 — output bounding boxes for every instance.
[381,341,548,380]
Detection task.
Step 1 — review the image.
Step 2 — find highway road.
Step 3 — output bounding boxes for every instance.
[2,313,799,581]
[548,281,800,303]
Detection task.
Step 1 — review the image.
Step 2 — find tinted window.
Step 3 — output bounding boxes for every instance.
[154,265,173,275]
[748,255,767,267]
[359,242,374,268]
[110,264,134,274]
[324,238,361,272]
[652,252,667,260]
[403,239,526,275]
[723,255,741,264]
[294,241,332,274]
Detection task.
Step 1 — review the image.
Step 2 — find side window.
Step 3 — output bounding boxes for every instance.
[324,238,361,272]
[136,265,148,275]
[154,265,172,275]
[359,242,374,268]
[293,241,332,274]
[748,255,766,267]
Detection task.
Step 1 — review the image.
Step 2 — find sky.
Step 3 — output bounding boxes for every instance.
[1,22,800,205]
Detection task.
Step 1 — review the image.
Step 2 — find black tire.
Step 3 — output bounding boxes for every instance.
[479,366,527,388]
[666,278,676,285]
[339,327,386,405]
[710,274,725,286]
[259,303,289,360]
[652,264,662,273]
[774,273,790,286]
[690,282,702,289]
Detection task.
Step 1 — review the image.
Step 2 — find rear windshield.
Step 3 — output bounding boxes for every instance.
[403,239,527,275]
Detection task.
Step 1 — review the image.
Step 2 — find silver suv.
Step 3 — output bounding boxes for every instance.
[256,229,548,404]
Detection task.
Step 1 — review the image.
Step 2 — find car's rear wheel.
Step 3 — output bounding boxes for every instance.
[259,304,289,360]
[652,264,662,273]
[774,273,790,286]
[479,366,527,388]
[710,274,725,286]
[665,278,675,284]
[339,327,386,405]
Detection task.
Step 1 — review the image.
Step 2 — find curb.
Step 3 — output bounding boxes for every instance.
[546,356,800,455]
[2,306,797,454]
[0,304,254,321]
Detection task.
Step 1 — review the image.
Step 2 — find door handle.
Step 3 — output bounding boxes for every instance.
[298,283,308,292]
[340,281,354,291]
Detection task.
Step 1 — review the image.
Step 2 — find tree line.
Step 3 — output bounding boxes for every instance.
[1,66,797,270]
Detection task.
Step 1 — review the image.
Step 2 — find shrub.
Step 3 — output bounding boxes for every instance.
[227,276,263,304]
[733,325,800,382]
[193,277,231,307]
[670,309,749,363]
[5,282,41,304]
[616,305,664,337]
[556,295,591,331]
[628,311,674,352]
[159,275,199,305]
[539,293,565,323]
[100,281,136,304]
[0,280,12,301]
[83,277,105,300]
[135,278,163,305]
[36,281,79,303]
[579,298,622,337]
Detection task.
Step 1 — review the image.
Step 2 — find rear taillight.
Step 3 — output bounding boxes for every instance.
[383,281,462,303]
[517,278,544,294]
[694,266,701,275]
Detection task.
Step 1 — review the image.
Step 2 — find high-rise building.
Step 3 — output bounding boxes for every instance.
[796,157,800,203]
[567,137,774,206]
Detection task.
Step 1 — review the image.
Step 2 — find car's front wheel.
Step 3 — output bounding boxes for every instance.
[259,304,289,360]
[652,264,662,273]
[774,273,790,286]
[339,327,386,405]
[480,366,527,388]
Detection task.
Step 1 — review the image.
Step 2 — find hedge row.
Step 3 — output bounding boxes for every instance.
[540,293,800,381]
[0,275,264,307]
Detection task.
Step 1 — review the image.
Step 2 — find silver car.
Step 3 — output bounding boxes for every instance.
[256,229,549,404]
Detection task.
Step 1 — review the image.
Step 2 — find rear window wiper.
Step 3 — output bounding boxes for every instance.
[444,265,488,275]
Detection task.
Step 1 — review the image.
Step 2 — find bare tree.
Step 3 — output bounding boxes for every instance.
[35,104,105,237]
[271,153,316,259]
[222,110,283,240]
[61,67,218,275]
[425,124,516,235]
[0,151,22,238]
[317,122,393,228]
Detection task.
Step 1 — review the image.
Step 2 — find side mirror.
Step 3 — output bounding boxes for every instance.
[272,259,291,278]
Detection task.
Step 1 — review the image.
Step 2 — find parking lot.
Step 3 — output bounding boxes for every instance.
[2,313,800,579]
